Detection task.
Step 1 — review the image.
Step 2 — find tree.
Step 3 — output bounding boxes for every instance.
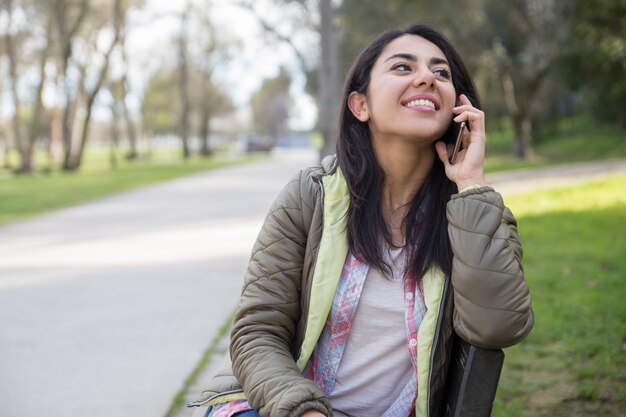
[232,0,338,159]
[141,64,233,156]
[564,0,626,127]
[190,8,233,157]
[0,71,5,167]
[2,0,27,170]
[141,69,180,137]
[193,70,234,156]
[139,0,234,157]
[111,4,139,160]
[469,0,576,159]
[66,0,123,170]
[316,0,340,158]
[177,2,192,158]
[38,0,142,171]
[48,0,90,169]
[250,67,291,141]
[1,0,50,173]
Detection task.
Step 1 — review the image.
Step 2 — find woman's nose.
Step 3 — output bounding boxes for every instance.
[412,68,436,88]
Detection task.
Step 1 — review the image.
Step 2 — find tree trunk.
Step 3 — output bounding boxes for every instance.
[109,99,120,169]
[121,75,138,160]
[53,0,90,170]
[67,30,119,170]
[62,64,87,170]
[511,115,535,159]
[60,54,74,169]
[64,0,120,170]
[7,60,26,171]
[0,138,6,168]
[20,23,50,173]
[501,74,537,160]
[0,36,5,169]
[21,62,47,173]
[3,0,26,171]
[47,111,63,166]
[178,5,191,159]
[318,0,341,160]
[119,24,138,160]
[199,107,212,156]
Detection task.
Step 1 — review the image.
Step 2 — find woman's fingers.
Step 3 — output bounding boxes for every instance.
[453,95,485,138]
[436,94,487,190]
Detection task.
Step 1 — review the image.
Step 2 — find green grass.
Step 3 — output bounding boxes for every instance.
[0,148,262,225]
[493,174,626,417]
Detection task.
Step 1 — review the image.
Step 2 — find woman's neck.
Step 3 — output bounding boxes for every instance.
[373,139,434,247]
[375,141,434,207]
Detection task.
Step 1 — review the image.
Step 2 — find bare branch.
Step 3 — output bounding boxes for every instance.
[230,0,310,71]
[67,0,90,42]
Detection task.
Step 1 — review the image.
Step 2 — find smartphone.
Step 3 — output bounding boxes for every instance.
[449,121,466,164]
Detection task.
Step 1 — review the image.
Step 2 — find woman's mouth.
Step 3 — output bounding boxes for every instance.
[402,94,440,111]
[405,99,436,110]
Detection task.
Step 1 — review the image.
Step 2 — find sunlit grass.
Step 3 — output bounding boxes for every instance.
[493,174,626,417]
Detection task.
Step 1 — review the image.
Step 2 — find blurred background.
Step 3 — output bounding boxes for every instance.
[0,0,624,179]
[0,1,624,417]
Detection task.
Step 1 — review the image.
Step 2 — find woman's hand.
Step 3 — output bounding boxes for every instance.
[435,94,487,191]
[299,411,326,417]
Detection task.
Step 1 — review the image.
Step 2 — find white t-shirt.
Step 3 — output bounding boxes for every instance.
[329,248,425,417]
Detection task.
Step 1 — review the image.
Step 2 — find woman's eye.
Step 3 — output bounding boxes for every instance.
[433,68,451,79]
[392,63,412,72]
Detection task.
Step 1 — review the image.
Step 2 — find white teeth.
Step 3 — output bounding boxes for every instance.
[406,99,435,109]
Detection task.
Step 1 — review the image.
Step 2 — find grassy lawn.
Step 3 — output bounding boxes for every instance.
[493,174,626,417]
[0,148,262,225]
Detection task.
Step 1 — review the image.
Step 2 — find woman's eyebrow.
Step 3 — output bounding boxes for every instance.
[431,57,450,66]
[384,53,418,63]
[384,53,450,67]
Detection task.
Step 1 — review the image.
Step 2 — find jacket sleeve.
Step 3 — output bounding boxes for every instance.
[446,186,534,349]
[229,172,332,417]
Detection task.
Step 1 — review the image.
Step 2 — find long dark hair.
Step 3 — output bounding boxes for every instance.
[336,23,481,279]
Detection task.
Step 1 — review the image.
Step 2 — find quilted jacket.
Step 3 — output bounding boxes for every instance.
[189,155,534,417]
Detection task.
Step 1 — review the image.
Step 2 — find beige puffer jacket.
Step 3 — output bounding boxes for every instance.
[189,155,533,417]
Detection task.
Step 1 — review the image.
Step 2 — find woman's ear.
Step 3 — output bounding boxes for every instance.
[348,92,370,122]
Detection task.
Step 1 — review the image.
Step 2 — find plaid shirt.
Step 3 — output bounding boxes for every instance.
[210,251,426,417]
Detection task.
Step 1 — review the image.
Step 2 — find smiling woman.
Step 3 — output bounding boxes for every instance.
[190,23,533,417]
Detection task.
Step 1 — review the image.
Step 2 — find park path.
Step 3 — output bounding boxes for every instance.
[0,152,624,417]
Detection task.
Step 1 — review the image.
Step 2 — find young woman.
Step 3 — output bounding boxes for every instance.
[190,23,533,417]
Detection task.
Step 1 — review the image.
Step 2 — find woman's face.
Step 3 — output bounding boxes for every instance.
[351,34,457,146]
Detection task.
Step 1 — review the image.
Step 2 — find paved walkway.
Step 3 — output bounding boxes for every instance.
[1,152,624,417]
